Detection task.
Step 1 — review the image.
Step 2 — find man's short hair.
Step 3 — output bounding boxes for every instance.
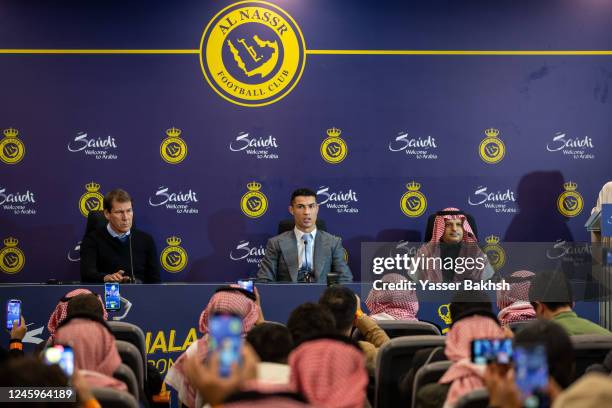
[246,322,293,364]
[66,293,105,320]
[515,319,575,389]
[290,188,317,205]
[104,189,132,211]
[319,286,357,333]
[287,302,336,346]
[0,357,70,407]
[529,270,573,311]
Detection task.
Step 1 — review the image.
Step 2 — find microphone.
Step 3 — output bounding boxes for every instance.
[128,233,136,283]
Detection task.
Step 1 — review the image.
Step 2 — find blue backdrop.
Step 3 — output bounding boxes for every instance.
[1,0,611,283]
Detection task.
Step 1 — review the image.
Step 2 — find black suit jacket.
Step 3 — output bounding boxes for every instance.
[80,227,160,283]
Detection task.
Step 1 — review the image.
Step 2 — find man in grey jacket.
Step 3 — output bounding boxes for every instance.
[256,188,353,283]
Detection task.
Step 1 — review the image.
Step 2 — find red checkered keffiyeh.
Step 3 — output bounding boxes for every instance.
[417,208,484,282]
[439,315,505,407]
[47,288,108,341]
[496,270,534,310]
[366,273,419,320]
[430,207,477,243]
[289,339,368,408]
[496,270,536,326]
[198,285,260,335]
[165,287,260,408]
[54,318,126,391]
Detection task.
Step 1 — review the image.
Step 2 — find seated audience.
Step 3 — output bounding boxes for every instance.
[246,322,293,385]
[286,302,336,346]
[289,336,368,408]
[365,272,419,320]
[416,207,494,283]
[415,292,504,408]
[319,285,390,374]
[54,316,127,391]
[165,285,262,408]
[553,373,612,408]
[529,270,611,335]
[485,319,576,408]
[47,288,107,343]
[514,319,575,389]
[0,357,72,408]
[0,357,102,408]
[496,270,536,326]
[182,343,311,407]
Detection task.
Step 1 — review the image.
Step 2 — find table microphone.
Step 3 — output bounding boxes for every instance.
[127,233,136,284]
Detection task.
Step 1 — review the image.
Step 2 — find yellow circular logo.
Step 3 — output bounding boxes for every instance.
[320,127,348,164]
[79,182,104,218]
[200,1,306,107]
[483,236,506,271]
[0,128,25,165]
[400,182,427,218]
[240,181,268,218]
[437,303,451,334]
[1,238,25,274]
[478,128,505,164]
[161,236,188,273]
[160,127,188,164]
[557,182,583,217]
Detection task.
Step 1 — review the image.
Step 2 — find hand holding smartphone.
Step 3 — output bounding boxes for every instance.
[43,344,75,377]
[208,314,243,377]
[237,280,254,293]
[6,299,21,330]
[514,344,550,408]
[471,338,513,366]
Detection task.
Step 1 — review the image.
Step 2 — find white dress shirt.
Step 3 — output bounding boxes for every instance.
[294,227,317,270]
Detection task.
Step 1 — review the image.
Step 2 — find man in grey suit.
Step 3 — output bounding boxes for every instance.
[256,188,353,283]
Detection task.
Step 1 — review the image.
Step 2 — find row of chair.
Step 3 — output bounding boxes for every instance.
[101,321,148,407]
[375,333,612,408]
[99,318,612,408]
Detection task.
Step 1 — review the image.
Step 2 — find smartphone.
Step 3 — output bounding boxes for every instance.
[471,338,513,366]
[104,282,121,311]
[208,314,243,377]
[44,344,74,377]
[6,299,21,330]
[237,279,254,293]
[514,344,550,408]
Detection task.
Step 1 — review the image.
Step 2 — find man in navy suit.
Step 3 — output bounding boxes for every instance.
[256,188,352,283]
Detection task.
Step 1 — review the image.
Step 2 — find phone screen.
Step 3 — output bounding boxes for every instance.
[208,314,243,377]
[44,345,74,377]
[104,283,121,311]
[6,299,21,330]
[237,280,254,293]
[471,338,513,366]
[515,344,549,407]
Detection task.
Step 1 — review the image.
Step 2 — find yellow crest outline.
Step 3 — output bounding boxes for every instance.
[0,237,25,274]
[199,0,307,107]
